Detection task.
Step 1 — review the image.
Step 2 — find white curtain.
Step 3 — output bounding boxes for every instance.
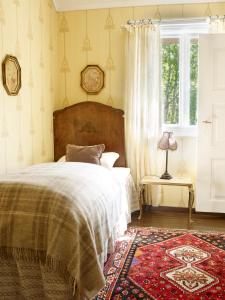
[124,23,161,209]
[209,18,225,33]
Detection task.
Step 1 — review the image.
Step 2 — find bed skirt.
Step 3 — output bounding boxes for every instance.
[0,215,127,300]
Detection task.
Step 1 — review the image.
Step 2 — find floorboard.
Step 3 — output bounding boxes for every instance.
[131,209,225,232]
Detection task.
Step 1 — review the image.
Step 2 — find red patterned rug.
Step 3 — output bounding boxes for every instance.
[95,227,225,300]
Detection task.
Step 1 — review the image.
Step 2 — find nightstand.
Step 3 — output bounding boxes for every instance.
[139,176,194,223]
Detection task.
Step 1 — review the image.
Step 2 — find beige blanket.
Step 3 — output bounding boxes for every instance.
[0,162,123,299]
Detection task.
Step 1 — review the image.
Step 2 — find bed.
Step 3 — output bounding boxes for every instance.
[0,101,137,300]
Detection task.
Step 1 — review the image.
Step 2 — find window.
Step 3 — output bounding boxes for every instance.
[160,21,208,136]
[162,38,180,125]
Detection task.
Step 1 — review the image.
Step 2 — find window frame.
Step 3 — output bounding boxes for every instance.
[160,22,208,137]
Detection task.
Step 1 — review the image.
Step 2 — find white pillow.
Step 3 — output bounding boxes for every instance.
[57,152,119,169]
[57,155,66,162]
[100,152,119,169]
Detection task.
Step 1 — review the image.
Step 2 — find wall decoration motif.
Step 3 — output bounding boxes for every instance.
[82,35,92,52]
[49,0,53,52]
[105,9,115,106]
[27,18,33,40]
[154,5,161,20]
[82,10,92,52]
[41,136,46,157]
[50,74,54,93]
[59,13,69,32]
[28,69,33,87]
[16,93,23,163]
[13,0,20,6]
[59,13,70,106]
[204,3,213,17]
[60,57,70,73]
[39,0,46,158]
[105,10,115,30]
[48,0,53,9]
[2,55,21,96]
[0,0,5,25]
[14,0,21,58]
[49,16,54,105]
[1,115,8,138]
[49,26,53,51]
[16,94,22,111]
[81,65,104,95]
[39,0,43,24]
[13,0,23,162]
[17,141,23,162]
[181,4,184,18]
[82,10,92,101]
[15,40,20,59]
[27,0,35,166]
[40,51,44,69]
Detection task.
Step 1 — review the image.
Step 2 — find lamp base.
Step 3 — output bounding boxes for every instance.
[160,172,172,180]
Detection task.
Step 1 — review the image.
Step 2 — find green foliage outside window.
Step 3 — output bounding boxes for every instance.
[190,42,198,125]
[162,38,198,126]
[162,41,179,124]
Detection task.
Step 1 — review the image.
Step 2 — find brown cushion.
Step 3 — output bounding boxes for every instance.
[66,144,105,165]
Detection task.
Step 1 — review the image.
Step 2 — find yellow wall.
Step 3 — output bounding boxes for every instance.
[57,2,225,109]
[0,0,58,174]
[57,2,225,207]
[1,2,225,206]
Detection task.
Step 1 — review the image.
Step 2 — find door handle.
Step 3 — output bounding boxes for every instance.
[202,120,212,124]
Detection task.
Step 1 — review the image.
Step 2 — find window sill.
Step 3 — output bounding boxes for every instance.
[162,125,197,137]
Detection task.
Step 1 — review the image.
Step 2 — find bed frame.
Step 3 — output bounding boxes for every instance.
[53,101,126,167]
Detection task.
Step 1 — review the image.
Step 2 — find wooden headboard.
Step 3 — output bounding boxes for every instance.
[53,101,126,167]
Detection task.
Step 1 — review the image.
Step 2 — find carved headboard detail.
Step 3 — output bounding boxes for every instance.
[53,101,126,167]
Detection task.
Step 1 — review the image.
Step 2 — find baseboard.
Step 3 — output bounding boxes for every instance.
[143,205,191,213]
[132,205,225,217]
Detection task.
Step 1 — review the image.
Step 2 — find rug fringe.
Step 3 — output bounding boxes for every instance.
[128,226,225,236]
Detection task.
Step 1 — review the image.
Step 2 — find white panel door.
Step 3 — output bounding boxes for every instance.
[196,34,225,213]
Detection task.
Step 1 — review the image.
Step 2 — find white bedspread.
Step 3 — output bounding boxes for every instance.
[112,167,139,215]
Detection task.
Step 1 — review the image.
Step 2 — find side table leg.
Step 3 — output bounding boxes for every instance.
[138,185,144,220]
[188,186,194,223]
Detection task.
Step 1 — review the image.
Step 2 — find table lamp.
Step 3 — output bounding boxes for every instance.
[158,131,177,180]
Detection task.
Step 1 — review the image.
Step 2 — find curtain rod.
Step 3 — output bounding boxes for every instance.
[157,17,208,25]
[124,16,224,26]
[160,16,224,24]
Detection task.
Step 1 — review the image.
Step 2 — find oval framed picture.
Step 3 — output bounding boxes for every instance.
[81,65,104,95]
[2,55,21,96]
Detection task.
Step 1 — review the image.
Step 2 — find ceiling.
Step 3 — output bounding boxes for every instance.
[53,0,225,11]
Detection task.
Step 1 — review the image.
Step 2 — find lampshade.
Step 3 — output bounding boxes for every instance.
[158,132,177,180]
[158,132,177,151]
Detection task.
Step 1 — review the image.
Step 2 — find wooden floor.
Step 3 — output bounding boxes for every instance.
[131,208,225,232]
